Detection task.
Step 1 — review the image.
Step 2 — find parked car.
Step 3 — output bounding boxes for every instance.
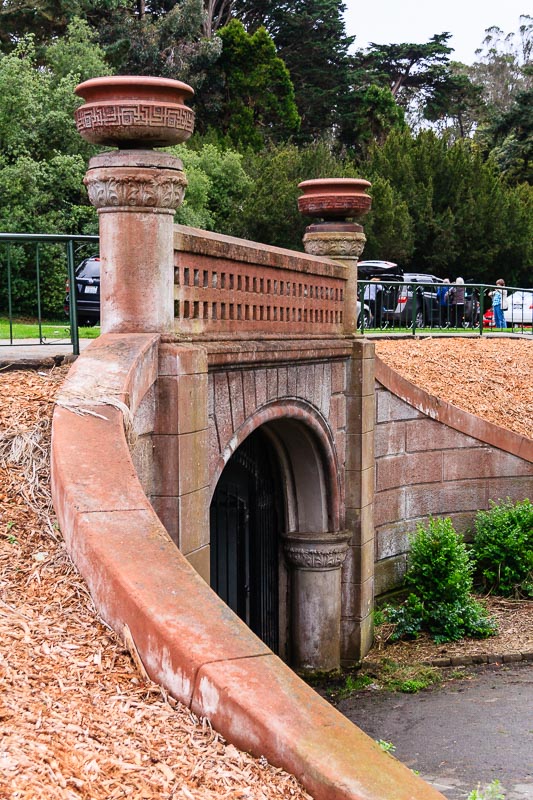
[357,260,399,273]
[357,300,373,329]
[505,290,533,327]
[380,272,444,327]
[64,256,101,325]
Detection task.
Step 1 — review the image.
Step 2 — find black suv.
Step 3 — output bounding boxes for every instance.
[65,256,101,325]
[357,262,444,328]
[381,271,444,327]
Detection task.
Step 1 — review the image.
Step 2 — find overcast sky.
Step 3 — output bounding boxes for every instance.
[343,0,528,64]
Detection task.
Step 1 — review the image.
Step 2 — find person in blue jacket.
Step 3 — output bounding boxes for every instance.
[490,279,508,329]
[437,278,450,327]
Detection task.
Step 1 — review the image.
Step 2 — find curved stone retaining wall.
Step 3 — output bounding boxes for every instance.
[51,334,445,800]
[374,357,533,596]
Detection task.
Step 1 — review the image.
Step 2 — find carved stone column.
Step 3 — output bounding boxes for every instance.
[74,76,194,334]
[298,178,376,665]
[84,150,187,333]
[283,530,350,673]
[298,178,371,335]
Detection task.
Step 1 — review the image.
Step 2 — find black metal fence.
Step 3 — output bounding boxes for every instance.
[358,279,533,336]
[0,233,99,355]
[1,235,531,354]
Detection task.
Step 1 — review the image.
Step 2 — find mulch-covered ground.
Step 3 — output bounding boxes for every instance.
[0,337,532,797]
[374,336,533,439]
[0,366,312,800]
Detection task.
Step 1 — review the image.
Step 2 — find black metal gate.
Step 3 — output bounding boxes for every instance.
[210,429,282,653]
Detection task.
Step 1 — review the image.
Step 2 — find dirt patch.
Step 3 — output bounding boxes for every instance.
[369,596,533,667]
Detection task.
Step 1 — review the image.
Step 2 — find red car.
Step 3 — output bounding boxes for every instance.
[483,308,494,328]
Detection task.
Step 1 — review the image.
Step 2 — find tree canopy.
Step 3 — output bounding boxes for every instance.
[0,3,531,302]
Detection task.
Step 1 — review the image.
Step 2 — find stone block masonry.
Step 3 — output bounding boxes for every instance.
[374,357,533,596]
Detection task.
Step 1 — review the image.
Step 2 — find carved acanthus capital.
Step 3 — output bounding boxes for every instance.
[84,167,187,213]
[303,230,366,259]
[83,150,187,214]
[283,530,350,570]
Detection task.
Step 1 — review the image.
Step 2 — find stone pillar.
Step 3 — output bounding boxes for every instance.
[74,76,195,334]
[298,178,375,664]
[84,151,187,333]
[302,223,367,334]
[283,530,350,673]
[343,339,375,662]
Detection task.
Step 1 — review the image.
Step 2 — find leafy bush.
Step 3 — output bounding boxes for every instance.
[470,498,533,598]
[468,780,505,800]
[384,517,497,643]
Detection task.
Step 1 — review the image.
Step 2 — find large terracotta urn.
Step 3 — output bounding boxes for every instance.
[74,75,195,149]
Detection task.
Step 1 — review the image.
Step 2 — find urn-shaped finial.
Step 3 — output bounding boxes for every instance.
[74,76,195,149]
[297,178,372,222]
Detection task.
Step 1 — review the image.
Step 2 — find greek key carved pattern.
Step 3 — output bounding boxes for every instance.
[76,104,195,134]
[303,234,366,258]
[299,197,370,212]
[84,173,187,210]
[284,544,348,569]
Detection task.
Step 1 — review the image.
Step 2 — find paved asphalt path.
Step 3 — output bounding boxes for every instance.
[337,663,533,800]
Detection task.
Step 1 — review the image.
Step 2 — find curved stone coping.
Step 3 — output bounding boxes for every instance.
[51,333,445,800]
[375,356,533,463]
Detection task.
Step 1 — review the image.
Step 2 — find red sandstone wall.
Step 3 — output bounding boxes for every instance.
[374,358,533,596]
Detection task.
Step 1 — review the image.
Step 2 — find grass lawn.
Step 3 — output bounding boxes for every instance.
[0,317,100,341]
[362,326,487,334]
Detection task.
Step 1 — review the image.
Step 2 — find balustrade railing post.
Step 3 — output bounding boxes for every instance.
[66,238,80,356]
[479,284,485,336]
[7,242,14,344]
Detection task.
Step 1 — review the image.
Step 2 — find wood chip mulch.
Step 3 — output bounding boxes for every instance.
[0,338,532,797]
[375,336,533,439]
[0,366,312,800]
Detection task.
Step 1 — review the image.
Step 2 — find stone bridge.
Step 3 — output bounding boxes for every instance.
[51,76,532,800]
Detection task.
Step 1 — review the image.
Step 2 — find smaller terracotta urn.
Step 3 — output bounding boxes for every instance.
[297,178,372,222]
[298,178,372,263]
[74,75,195,149]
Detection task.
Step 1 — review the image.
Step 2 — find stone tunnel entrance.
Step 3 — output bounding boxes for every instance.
[209,427,284,655]
[209,413,351,669]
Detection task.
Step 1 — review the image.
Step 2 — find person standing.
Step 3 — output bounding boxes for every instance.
[363,277,383,328]
[437,278,450,326]
[490,279,508,329]
[449,277,465,328]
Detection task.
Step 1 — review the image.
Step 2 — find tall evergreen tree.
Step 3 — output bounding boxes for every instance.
[354,34,454,107]
[232,0,354,142]
[197,19,300,149]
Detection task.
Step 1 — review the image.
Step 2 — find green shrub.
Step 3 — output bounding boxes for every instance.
[471,498,533,598]
[384,517,497,643]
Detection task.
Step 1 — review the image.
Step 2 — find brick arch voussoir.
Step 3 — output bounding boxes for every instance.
[210,399,341,531]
